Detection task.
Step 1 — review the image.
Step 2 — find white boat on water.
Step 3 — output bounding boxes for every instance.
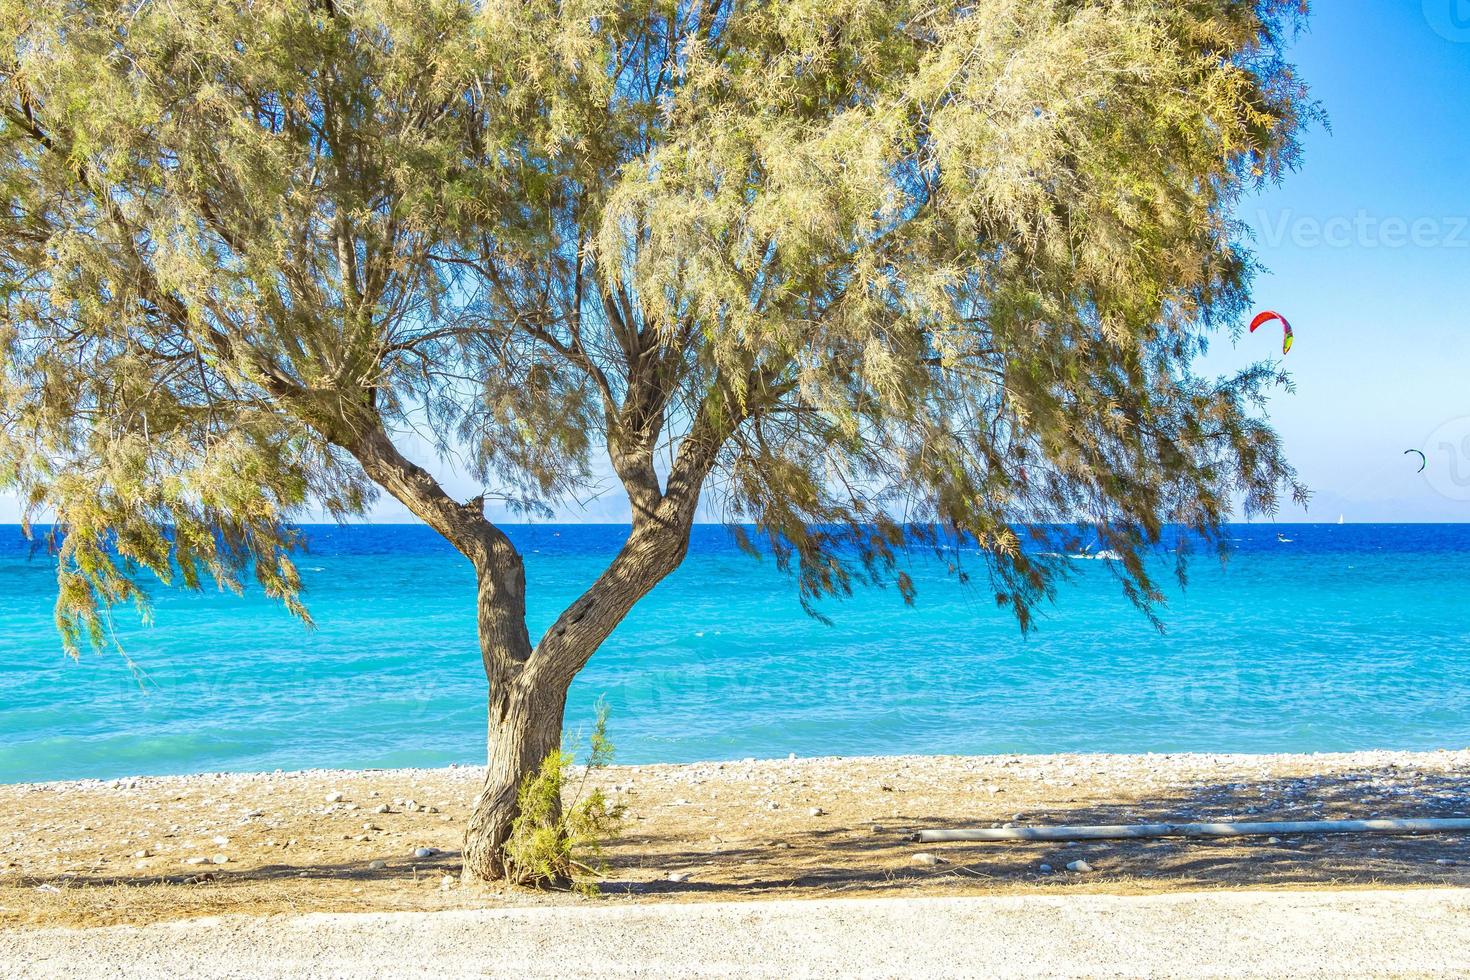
[1067,549,1122,560]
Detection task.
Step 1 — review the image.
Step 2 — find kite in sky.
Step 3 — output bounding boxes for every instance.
[1250,310,1293,355]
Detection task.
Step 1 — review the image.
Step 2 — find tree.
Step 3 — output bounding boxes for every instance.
[0,0,1311,882]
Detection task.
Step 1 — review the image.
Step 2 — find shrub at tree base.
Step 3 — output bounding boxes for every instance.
[505,705,623,892]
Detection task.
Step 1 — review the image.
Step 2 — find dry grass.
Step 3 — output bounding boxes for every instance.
[4,750,1469,930]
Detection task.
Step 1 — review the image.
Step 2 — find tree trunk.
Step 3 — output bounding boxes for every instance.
[458,516,697,883]
[459,540,565,884]
[342,423,706,884]
[460,671,569,882]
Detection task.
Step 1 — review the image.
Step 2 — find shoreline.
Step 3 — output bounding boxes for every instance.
[12,744,1470,791]
[4,748,1469,930]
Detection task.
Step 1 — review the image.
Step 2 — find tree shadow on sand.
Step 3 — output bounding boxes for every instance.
[606,767,1470,898]
[16,849,465,891]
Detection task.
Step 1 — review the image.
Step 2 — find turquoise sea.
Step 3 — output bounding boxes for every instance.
[2,523,1469,784]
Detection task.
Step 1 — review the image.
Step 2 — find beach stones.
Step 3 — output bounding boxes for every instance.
[414,847,437,859]
[325,792,345,804]
[808,807,825,817]
[911,852,941,867]
[666,871,690,883]
[1066,860,1093,873]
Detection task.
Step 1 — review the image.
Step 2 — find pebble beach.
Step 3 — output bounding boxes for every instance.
[4,749,1468,931]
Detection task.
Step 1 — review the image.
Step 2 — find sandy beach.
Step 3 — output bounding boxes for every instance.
[2,749,1468,933]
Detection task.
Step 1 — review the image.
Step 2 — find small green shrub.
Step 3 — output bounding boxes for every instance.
[504,700,623,894]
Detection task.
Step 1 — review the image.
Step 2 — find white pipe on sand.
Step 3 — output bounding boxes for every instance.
[915,818,1470,844]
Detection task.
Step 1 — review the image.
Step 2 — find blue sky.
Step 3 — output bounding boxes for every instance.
[3,3,1468,525]
[1202,0,1470,522]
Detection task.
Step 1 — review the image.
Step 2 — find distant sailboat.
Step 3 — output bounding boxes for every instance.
[1338,514,1345,525]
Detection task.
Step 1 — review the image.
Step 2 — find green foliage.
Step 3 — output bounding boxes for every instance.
[0,0,1317,650]
[504,701,623,893]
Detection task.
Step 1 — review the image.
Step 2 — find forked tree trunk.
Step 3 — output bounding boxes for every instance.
[457,511,698,883]
[345,424,707,883]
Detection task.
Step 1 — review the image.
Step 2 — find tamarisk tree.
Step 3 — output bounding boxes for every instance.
[0,0,1310,882]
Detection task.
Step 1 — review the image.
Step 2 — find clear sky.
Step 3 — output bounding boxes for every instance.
[1204,0,1470,522]
[3,3,1467,525]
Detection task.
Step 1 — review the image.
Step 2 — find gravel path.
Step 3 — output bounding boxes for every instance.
[6,888,1470,978]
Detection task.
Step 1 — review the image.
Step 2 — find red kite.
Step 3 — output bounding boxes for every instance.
[1250,310,1294,355]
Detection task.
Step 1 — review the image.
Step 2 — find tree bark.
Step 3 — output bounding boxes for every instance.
[459,516,695,883]
[460,667,568,882]
[460,538,554,883]
[341,422,719,885]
